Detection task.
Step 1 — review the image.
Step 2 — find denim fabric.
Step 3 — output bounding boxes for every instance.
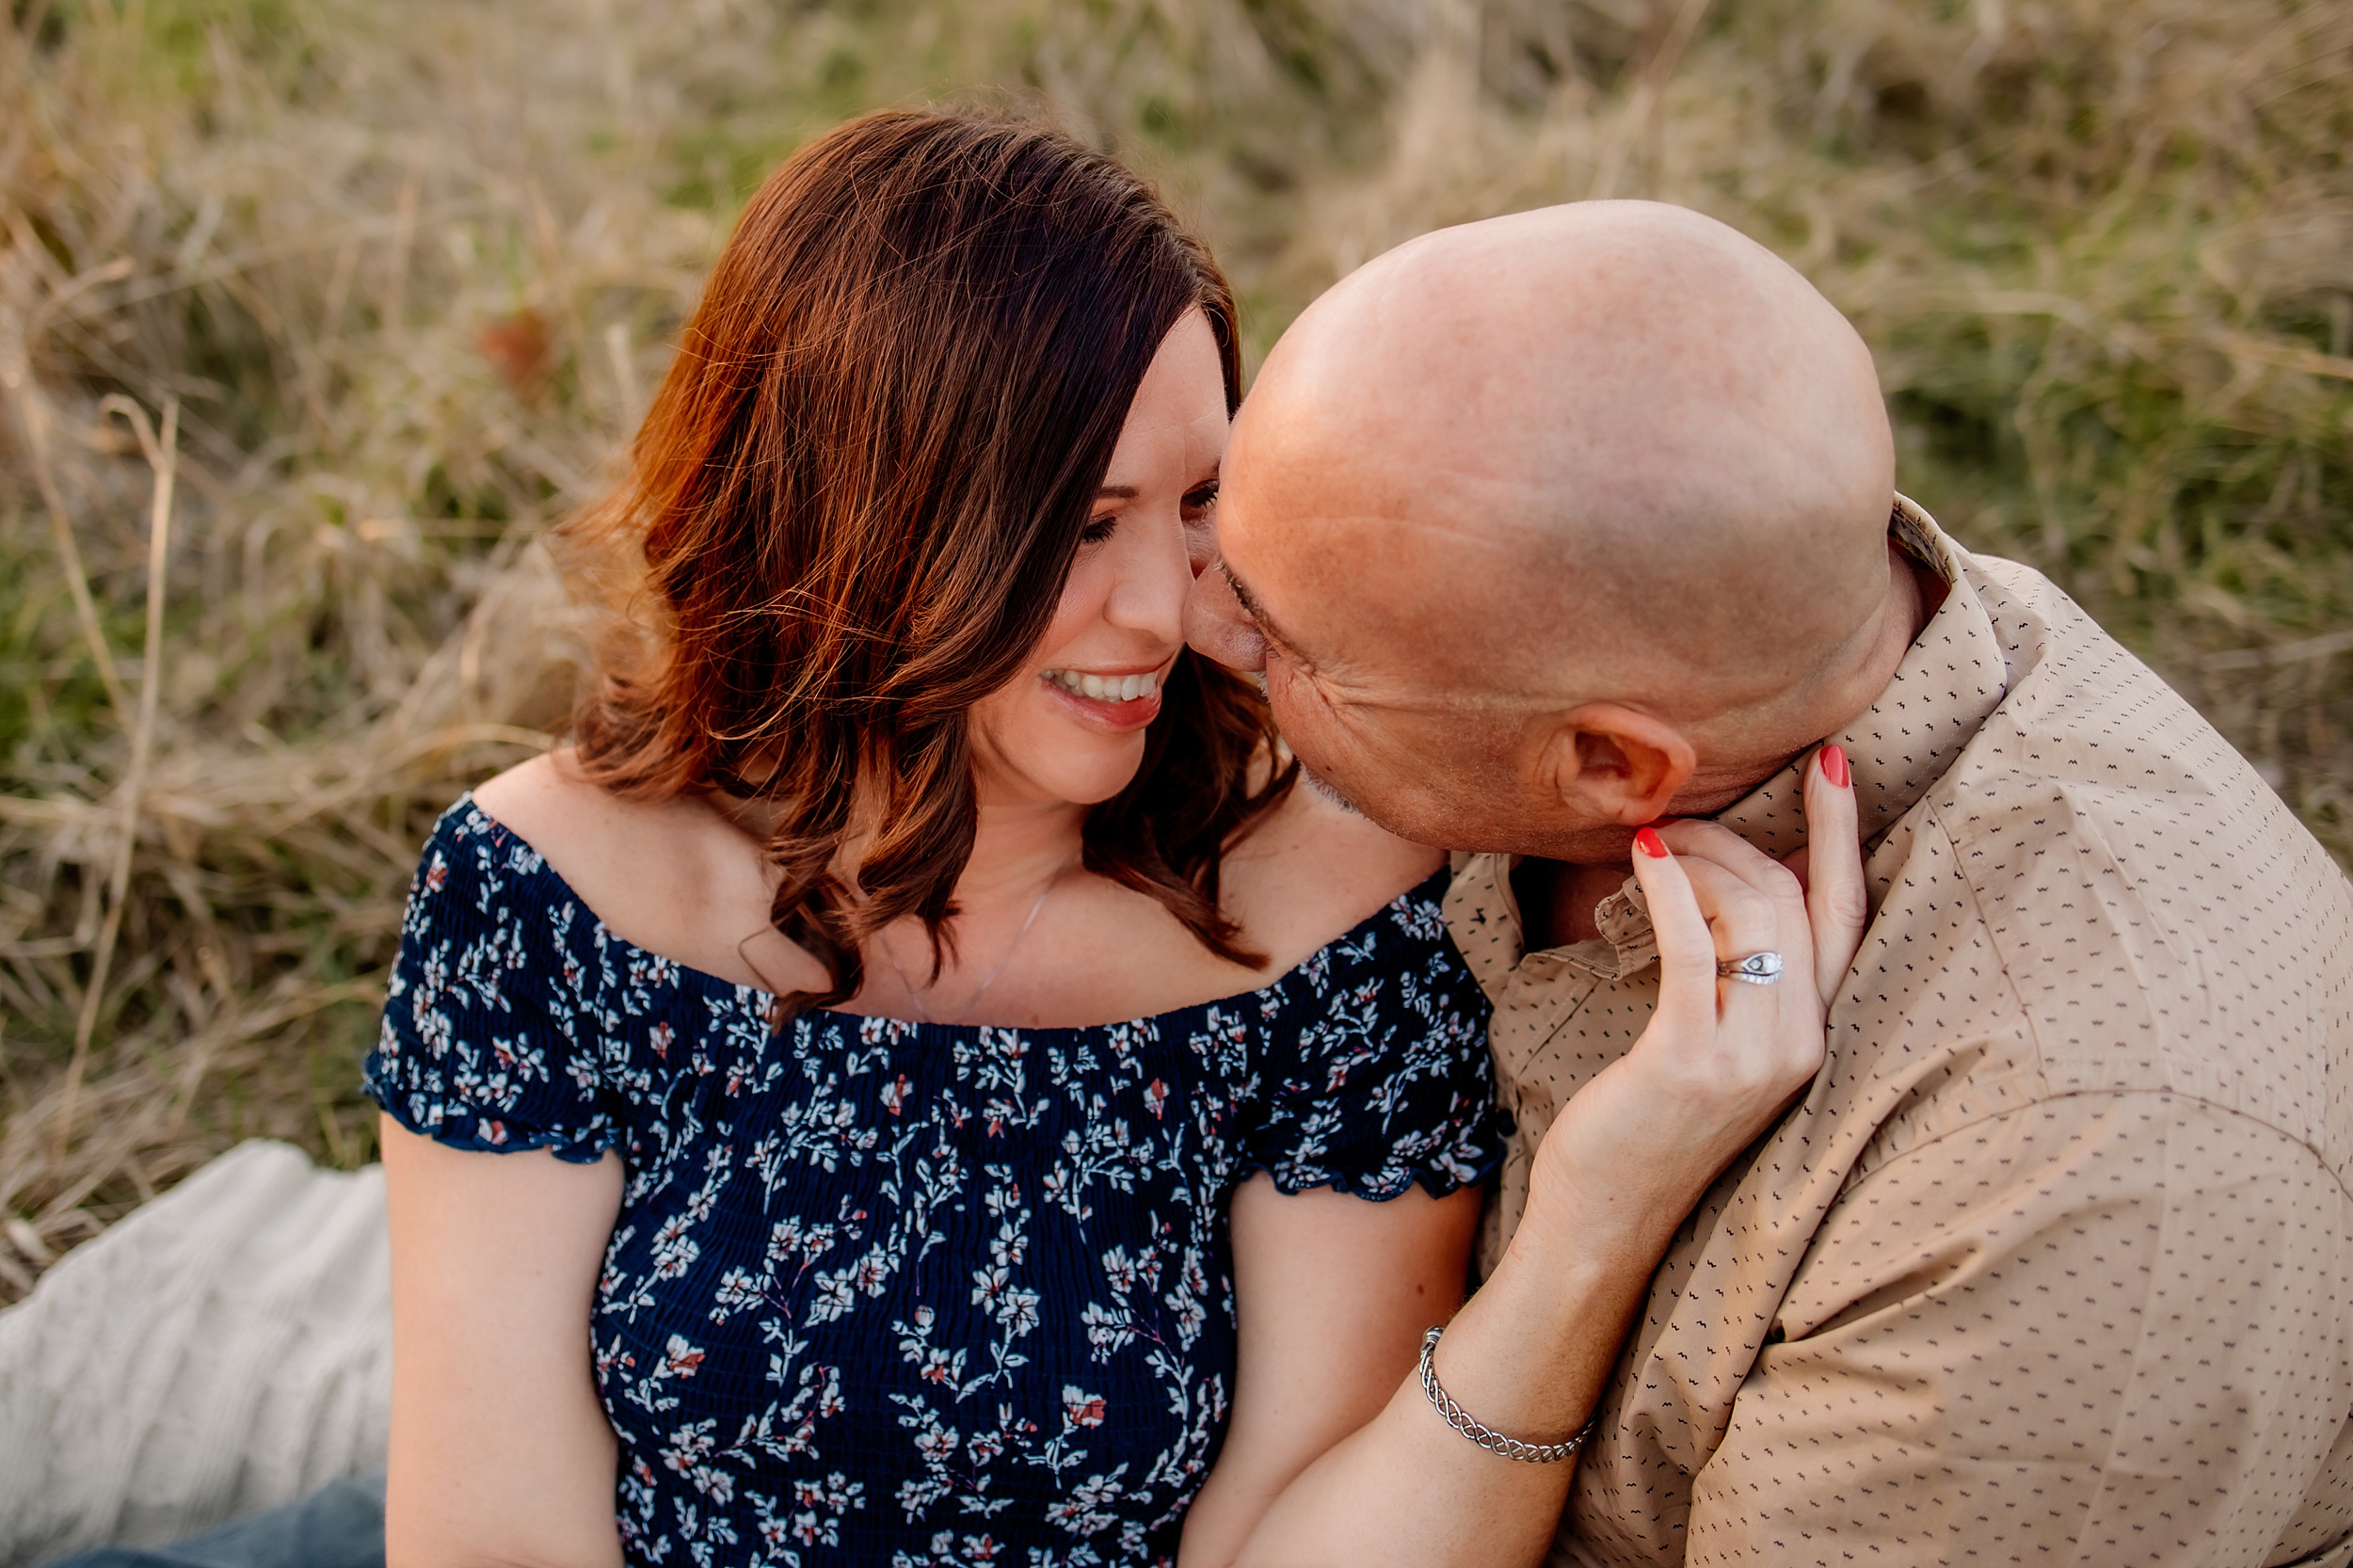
[40,1474,383,1568]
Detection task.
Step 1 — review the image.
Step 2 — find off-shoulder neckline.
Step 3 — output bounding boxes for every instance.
[444,794,1449,1039]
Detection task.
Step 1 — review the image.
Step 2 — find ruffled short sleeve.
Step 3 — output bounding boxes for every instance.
[1241,870,1504,1200]
[364,799,616,1162]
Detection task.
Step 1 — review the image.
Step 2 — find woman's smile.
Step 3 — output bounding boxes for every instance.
[1036,660,1170,731]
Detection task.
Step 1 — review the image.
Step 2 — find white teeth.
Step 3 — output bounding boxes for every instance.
[1044,668,1160,702]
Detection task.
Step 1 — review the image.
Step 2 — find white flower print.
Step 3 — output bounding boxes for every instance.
[364,804,1499,1566]
[1079,1301,1133,1359]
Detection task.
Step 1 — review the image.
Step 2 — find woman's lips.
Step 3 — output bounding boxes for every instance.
[1038,664,1166,732]
[1043,666,1161,703]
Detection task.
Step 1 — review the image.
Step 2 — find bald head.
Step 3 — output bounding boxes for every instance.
[1191,200,1919,855]
[1228,200,1896,720]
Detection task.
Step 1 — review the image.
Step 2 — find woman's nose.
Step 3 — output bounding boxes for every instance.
[1183,564,1267,674]
[1102,508,1195,641]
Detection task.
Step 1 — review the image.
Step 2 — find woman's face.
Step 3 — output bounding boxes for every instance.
[968,309,1228,810]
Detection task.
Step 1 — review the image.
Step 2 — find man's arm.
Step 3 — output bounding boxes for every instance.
[1687,1091,2353,1564]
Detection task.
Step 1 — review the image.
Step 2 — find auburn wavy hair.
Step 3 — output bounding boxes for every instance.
[564,109,1295,1017]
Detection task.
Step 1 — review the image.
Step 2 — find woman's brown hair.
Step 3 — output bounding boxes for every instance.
[566,109,1294,1016]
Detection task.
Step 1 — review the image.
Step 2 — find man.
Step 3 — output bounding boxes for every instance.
[1189,200,2353,1565]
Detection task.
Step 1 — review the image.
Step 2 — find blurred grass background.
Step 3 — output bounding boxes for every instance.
[2,0,2348,1298]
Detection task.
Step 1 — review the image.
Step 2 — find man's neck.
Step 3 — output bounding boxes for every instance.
[1665,540,1937,817]
[1517,544,1944,951]
[1534,859,1640,946]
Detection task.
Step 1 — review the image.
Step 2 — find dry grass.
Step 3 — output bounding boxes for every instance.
[2,0,2348,1301]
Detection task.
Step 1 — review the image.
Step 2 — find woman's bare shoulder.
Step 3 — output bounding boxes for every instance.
[466,750,791,988]
[472,749,674,854]
[1221,782,1447,974]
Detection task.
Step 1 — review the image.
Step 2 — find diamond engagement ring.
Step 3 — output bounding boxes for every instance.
[1717,952,1785,985]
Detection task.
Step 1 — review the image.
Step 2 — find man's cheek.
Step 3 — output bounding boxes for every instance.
[1270,694,1370,810]
[1262,672,1326,756]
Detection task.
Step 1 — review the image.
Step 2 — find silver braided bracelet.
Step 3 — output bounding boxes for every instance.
[1417,1325,1596,1464]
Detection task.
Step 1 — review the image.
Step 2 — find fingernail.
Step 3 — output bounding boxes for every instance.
[1820,744,1850,789]
[1634,825,1669,858]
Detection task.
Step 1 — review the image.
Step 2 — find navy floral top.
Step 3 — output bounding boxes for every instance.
[367,800,1499,1568]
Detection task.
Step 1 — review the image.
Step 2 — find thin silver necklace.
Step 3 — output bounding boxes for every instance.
[876,859,1075,1025]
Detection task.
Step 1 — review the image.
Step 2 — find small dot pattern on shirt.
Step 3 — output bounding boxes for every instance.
[1448,499,2353,1568]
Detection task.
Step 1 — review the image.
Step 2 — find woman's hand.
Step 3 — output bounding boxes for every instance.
[1521,744,1866,1263]
[1214,747,1866,1568]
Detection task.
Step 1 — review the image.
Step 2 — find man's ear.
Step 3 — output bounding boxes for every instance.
[1537,704,1697,824]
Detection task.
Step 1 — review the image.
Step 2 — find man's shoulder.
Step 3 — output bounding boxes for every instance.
[1880,554,2353,1177]
[1937,549,2347,974]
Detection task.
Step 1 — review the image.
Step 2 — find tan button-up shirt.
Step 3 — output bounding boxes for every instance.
[1449,500,2353,1567]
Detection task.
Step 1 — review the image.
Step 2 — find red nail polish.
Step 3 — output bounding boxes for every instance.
[1634,825,1669,858]
[1821,744,1850,789]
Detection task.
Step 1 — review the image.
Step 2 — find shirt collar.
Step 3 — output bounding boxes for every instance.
[1463,495,2011,983]
[1714,495,1999,860]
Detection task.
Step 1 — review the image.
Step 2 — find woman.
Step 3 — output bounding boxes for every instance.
[374,110,1498,1568]
[370,109,1864,1568]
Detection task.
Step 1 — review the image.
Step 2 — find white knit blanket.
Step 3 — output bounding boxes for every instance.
[0,1142,392,1567]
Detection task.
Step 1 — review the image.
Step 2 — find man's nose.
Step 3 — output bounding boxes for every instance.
[1183,564,1267,673]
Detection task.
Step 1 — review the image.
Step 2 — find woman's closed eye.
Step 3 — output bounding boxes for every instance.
[1082,481,1214,546]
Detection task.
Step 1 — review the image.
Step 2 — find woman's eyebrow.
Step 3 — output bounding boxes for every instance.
[1095,484,1140,500]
